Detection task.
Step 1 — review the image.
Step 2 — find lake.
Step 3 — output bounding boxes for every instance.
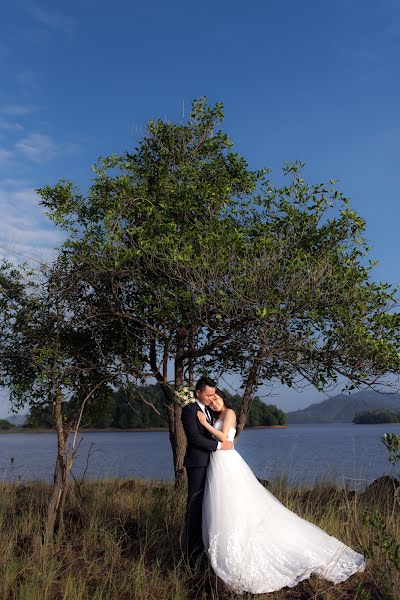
[1,423,399,489]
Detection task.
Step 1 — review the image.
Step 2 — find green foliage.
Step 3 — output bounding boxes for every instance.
[37,98,400,400]
[0,419,12,430]
[24,385,167,429]
[3,98,400,477]
[224,392,287,426]
[363,510,400,597]
[381,432,400,470]
[353,409,400,424]
[111,386,167,428]
[25,404,55,429]
[0,260,117,431]
[364,511,400,568]
[24,385,286,429]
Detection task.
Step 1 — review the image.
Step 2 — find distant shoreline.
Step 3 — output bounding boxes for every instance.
[4,422,400,433]
[0,424,288,434]
[247,425,288,429]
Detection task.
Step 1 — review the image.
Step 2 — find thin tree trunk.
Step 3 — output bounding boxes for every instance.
[151,329,188,487]
[47,378,112,543]
[162,333,169,383]
[154,380,186,487]
[188,326,194,387]
[173,327,188,487]
[236,348,264,437]
[57,451,72,530]
[46,386,68,543]
[169,403,187,486]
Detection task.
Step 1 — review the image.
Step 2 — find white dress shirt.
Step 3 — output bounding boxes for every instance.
[196,399,221,450]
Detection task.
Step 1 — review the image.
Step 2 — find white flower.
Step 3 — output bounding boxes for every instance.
[175,385,196,407]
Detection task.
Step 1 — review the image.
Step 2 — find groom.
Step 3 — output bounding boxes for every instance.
[181,376,233,564]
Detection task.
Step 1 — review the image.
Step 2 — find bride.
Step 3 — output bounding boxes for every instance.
[197,390,366,595]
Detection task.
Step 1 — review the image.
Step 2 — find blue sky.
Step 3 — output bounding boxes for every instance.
[1,0,400,416]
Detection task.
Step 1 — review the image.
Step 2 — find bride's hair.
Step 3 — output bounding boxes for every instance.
[215,388,234,413]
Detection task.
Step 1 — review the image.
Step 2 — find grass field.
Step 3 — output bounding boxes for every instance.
[0,477,398,600]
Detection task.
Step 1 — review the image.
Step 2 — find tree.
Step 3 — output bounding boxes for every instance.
[38,98,400,485]
[223,392,287,426]
[0,260,119,540]
[353,410,400,424]
[26,403,55,428]
[24,384,286,429]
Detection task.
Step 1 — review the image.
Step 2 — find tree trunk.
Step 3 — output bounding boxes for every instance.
[236,348,264,437]
[46,386,68,543]
[167,327,188,487]
[153,327,191,486]
[150,332,187,486]
[188,326,194,387]
[155,380,187,487]
[166,401,187,485]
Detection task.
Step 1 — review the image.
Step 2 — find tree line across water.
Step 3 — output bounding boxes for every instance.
[353,409,400,424]
[23,386,287,429]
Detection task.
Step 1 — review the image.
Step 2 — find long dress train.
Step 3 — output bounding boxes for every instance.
[202,420,365,594]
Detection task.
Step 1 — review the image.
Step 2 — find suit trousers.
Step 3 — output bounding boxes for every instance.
[185,466,208,562]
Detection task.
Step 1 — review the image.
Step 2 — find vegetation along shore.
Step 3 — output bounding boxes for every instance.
[1,385,288,432]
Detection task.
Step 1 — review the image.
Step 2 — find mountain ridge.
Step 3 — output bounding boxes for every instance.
[287,390,400,423]
[5,414,27,426]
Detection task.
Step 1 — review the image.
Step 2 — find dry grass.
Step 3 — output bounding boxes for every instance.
[0,477,398,600]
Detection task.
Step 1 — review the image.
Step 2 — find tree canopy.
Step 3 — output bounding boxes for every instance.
[1,97,399,484]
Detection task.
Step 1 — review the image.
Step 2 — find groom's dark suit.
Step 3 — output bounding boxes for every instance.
[181,402,218,561]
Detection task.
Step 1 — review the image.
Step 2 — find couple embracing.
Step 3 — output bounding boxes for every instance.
[181,376,365,595]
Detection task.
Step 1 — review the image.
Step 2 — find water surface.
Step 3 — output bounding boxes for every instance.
[1,423,399,489]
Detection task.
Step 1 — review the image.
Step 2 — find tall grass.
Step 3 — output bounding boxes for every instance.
[0,477,398,599]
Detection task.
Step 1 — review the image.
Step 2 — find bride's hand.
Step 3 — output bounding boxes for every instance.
[197,411,207,426]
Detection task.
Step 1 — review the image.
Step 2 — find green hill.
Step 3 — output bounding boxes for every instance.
[25,385,287,429]
[287,390,400,424]
[353,408,400,424]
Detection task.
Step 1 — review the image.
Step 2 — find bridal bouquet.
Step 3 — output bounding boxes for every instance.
[174,385,196,407]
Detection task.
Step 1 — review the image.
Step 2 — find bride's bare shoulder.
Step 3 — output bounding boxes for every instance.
[225,408,237,424]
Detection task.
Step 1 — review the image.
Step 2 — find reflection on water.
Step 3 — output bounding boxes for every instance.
[1,423,399,489]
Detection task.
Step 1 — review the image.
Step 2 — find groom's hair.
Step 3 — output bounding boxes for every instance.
[195,376,216,392]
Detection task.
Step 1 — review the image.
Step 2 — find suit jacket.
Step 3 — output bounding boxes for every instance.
[181,402,218,468]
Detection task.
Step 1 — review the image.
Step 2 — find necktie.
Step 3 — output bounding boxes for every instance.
[205,407,212,424]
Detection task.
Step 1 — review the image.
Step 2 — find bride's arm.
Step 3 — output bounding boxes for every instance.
[182,406,218,452]
[197,409,236,442]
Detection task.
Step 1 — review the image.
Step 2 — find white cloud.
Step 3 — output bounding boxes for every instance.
[0,178,29,187]
[0,148,14,164]
[15,71,37,88]
[14,132,78,164]
[0,181,64,266]
[0,104,35,117]
[28,3,76,35]
[15,133,58,163]
[0,118,24,132]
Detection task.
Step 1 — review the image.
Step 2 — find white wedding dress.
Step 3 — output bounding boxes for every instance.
[202,420,365,594]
